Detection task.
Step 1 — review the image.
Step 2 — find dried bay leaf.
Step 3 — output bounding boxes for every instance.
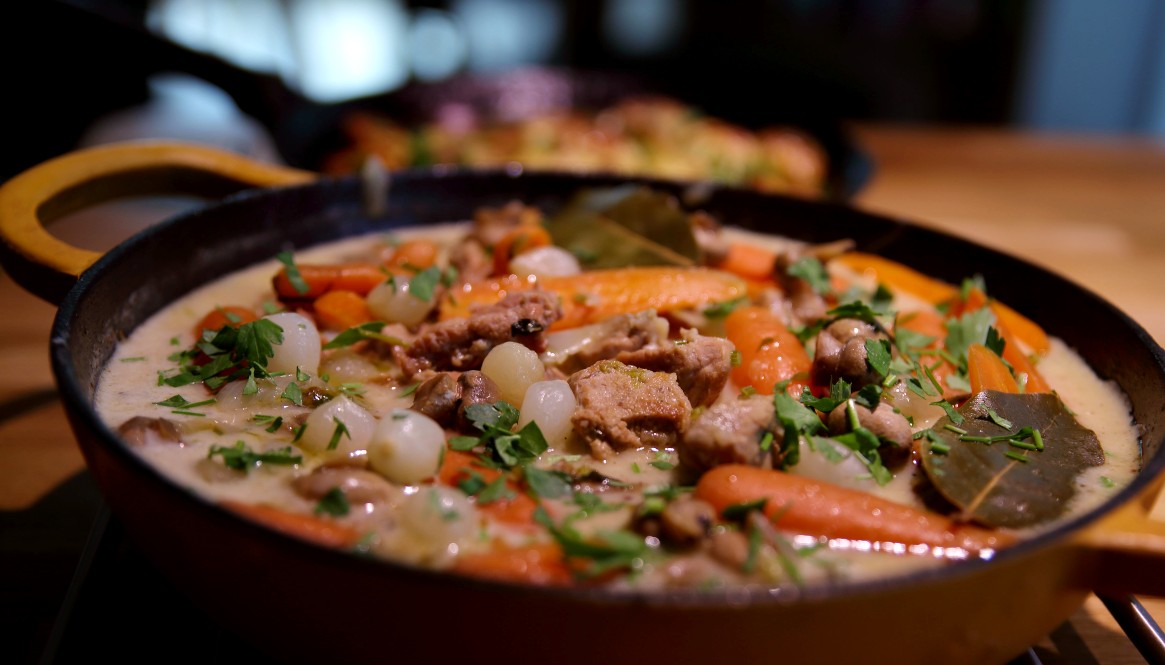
[919,390,1105,528]
[547,185,700,268]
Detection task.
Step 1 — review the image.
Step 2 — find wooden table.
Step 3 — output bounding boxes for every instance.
[2,126,1164,663]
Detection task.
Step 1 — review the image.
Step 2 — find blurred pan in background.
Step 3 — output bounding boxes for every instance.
[10,2,873,200]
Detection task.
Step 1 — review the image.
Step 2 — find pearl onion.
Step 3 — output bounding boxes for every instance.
[509,246,581,278]
[264,312,321,375]
[299,396,375,458]
[518,380,576,447]
[481,341,545,406]
[366,276,435,327]
[367,409,445,484]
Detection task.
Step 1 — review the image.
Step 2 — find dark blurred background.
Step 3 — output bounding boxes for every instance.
[6,0,1165,182]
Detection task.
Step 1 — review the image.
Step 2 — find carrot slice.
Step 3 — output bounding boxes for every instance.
[955,288,1050,393]
[220,500,363,549]
[438,450,537,525]
[967,343,1019,394]
[717,242,777,280]
[451,542,572,586]
[694,465,1011,553]
[274,263,388,299]
[491,225,552,276]
[835,252,959,305]
[193,306,258,337]
[385,239,439,272]
[313,289,374,331]
[723,306,811,395]
[439,267,747,331]
[837,253,1050,355]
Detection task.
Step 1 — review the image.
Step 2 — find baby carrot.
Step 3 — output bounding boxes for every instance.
[220,500,363,549]
[723,305,811,395]
[694,465,1011,553]
[438,450,537,525]
[385,238,439,272]
[837,253,1050,355]
[967,343,1019,394]
[716,242,778,281]
[313,289,374,331]
[193,305,258,337]
[956,287,1050,392]
[439,267,747,331]
[451,542,572,586]
[491,225,552,276]
[274,263,388,299]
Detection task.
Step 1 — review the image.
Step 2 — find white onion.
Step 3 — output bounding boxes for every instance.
[217,374,298,410]
[319,348,384,384]
[367,409,445,484]
[518,380,576,447]
[366,276,435,327]
[264,312,321,375]
[298,396,375,457]
[481,341,545,406]
[395,486,476,558]
[509,245,581,278]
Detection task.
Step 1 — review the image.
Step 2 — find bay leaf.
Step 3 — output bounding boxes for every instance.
[547,186,700,269]
[918,390,1105,528]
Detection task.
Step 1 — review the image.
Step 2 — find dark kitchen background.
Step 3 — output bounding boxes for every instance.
[6,0,1165,183]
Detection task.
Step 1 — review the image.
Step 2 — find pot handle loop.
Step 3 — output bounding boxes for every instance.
[1075,475,1165,596]
[0,140,315,304]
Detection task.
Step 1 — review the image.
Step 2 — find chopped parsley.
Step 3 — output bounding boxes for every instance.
[703,297,747,319]
[408,266,443,302]
[276,251,310,295]
[161,318,284,389]
[323,322,407,349]
[327,418,351,451]
[208,441,301,472]
[786,256,832,295]
[315,487,350,516]
[534,506,651,578]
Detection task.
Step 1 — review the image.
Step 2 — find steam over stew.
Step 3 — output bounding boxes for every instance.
[96,187,1140,590]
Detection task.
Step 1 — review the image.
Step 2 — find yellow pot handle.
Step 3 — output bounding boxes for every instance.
[0,140,315,303]
[1073,474,1165,595]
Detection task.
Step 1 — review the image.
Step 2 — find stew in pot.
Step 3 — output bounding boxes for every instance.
[94,185,1140,590]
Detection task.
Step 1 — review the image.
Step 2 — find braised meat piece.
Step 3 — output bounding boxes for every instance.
[568,360,692,459]
[617,328,733,407]
[549,310,669,375]
[680,394,779,471]
[395,290,561,378]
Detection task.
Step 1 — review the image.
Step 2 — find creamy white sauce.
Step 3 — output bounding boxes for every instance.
[94,222,1143,590]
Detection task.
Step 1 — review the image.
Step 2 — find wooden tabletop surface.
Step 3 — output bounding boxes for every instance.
[2,125,1165,663]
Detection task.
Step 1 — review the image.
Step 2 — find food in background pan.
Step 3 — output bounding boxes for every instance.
[96,185,1138,590]
[323,97,829,196]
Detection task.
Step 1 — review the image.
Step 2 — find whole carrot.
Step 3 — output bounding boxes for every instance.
[695,465,1011,553]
